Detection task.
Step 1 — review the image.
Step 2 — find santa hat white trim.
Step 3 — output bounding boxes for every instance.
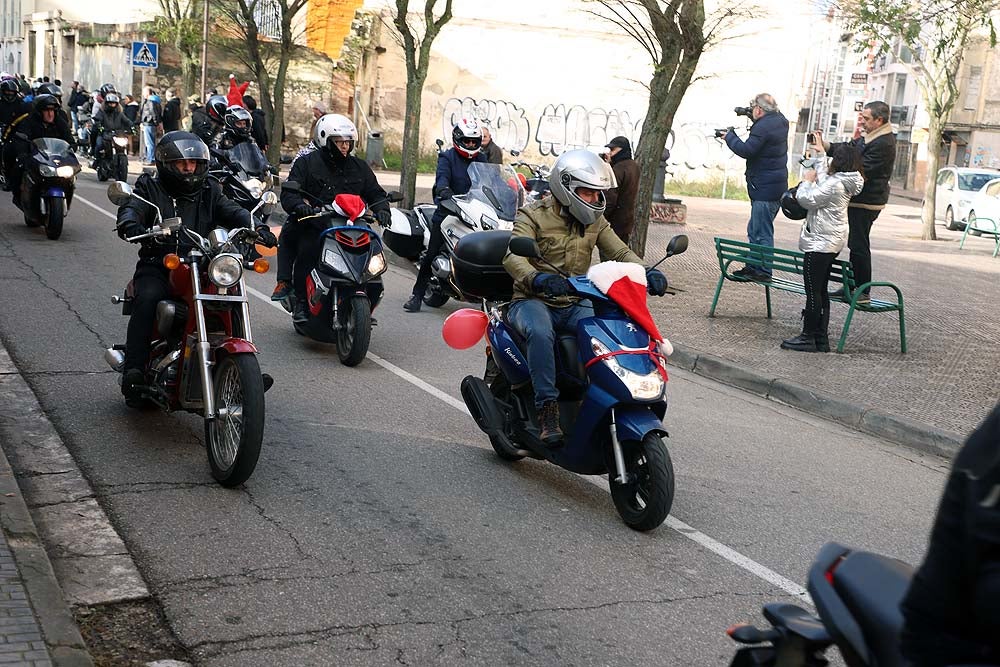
[587,261,647,293]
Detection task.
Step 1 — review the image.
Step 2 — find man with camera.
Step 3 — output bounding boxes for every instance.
[812,101,896,305]
[718,93,789,280]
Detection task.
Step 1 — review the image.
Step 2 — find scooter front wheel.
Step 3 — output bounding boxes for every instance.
[609,434,674,531]
[336,294,371,366]
[205,353,264,487]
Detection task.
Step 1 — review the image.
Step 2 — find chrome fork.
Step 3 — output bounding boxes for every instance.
[190,267,216,418]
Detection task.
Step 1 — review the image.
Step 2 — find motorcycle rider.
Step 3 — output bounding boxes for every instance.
[114,131,277,407]
[92,93,134,169]
[192,94,227,146]
[217,105,254,150]
[502,149,668,445]
[4,94,74,207]
[0,77,28,190]
[277,113,391,323]
[403,118,488,312]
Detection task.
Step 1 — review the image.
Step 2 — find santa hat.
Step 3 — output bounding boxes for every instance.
[226,74,250,108]
[332,193,366,222]
[587,261,673,356]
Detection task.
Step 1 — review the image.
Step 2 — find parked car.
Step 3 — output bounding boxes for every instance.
[964,176,1000,235]
[934,166,1000,230]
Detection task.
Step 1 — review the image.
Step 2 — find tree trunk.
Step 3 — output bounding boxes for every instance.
[399,76,426,209]
[921,118,944,241]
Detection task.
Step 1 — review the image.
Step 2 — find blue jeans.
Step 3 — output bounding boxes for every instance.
[747,199,780,275]
[142,124,156,162]
[508,298,594,407]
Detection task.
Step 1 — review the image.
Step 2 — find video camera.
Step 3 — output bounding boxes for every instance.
[734,106,754,119]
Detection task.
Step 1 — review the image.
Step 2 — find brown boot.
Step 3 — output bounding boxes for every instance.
[538,401,564,447]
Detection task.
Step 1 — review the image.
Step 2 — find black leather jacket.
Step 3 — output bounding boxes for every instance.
[97,108,134,135]
[0,99,29,128]
[16,112,73,144]
[116,173,253,262]
[280,149,388,218]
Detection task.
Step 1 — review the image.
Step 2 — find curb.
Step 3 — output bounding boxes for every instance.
[0,434,93,667]
[669,343,964,459]
[381,249,964,459]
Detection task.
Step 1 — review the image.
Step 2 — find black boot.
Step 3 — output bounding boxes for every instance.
[121,368,146,408]
[781,309,821,352]
[403,294,422,313]
[292,300,309,324]
[815,308,831,353]
[538,401,564,447]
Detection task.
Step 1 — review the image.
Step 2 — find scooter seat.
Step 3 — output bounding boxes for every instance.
[832,552,912,667]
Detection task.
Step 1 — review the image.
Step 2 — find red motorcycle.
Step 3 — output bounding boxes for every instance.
[103,181,277,486]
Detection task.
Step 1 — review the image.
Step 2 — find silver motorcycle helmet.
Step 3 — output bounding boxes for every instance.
[548,149,617,226]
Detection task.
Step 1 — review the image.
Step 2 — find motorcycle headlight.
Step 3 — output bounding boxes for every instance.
[590,337,664,400]
[38,165,56,177]
[242,178,263,199]
[322,248,349,275]
[113,136,128,147]
[480,214,496,230]
[56,165,75,178]
[208,253,243,287]
[366,252,386,277]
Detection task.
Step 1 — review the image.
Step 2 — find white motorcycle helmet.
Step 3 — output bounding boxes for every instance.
[452,118,483,158]
[314,113,358,156]
[548,149,617,227]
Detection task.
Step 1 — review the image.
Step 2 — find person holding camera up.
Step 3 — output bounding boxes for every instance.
[812,101,896,305]
[718,93,789,280]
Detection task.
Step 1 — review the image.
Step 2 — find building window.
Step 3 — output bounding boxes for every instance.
[252,0,282,40]
[965,66,982,111]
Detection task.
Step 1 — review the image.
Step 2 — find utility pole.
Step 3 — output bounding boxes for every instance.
[199,0,210,101]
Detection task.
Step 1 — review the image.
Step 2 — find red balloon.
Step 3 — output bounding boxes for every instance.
[442,308,488,349]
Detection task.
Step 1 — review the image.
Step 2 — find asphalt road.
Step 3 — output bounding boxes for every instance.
[0,172,952,665]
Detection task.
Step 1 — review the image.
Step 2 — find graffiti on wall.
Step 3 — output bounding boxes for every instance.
[442,97,532,153]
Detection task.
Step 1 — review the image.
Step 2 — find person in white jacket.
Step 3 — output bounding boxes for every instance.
[781,144,865,352]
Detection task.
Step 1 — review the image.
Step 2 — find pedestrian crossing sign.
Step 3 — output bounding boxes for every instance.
[131,41,158,69]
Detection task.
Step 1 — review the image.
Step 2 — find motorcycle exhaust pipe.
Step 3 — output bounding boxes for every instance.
[460,375,504,436]
[104,348,125,373]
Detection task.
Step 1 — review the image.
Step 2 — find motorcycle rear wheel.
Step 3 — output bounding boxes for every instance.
[205,353,264,487]
[609,434,674,531]
[45,197,63,240]
[116,154,128,182]
[336,295,371,366]
[423,283,450,308]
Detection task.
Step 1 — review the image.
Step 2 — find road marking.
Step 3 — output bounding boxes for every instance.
[77,193,813,605]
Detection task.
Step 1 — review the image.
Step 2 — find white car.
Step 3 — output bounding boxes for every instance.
[934,167,1000,230]
[964,177,1000,235]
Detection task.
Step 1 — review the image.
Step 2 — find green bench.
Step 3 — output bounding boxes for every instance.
[709,238,907,353]
[959,214,1000,258]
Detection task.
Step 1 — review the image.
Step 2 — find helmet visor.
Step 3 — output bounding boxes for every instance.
[159,138,211,162]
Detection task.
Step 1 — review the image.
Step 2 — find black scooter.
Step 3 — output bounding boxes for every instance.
[727,542,913,667]
[18,137,81,240]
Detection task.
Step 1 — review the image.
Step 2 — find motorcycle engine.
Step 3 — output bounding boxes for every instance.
[431,255,451,280]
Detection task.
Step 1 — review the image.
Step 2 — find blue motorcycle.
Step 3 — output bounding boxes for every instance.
[458,233,688,531]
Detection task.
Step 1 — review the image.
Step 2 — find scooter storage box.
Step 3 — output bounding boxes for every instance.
[452,230,514,301]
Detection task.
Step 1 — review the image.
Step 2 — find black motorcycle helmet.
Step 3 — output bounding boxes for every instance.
[780,185,808,221]
[103,93,121,114]
[205,95,228,125]
[37,82,62,102]
[223,105,253,138]
[33,94,60,115]
[99,83,117,97]
[0,78,19,103]
[155,131,211,197]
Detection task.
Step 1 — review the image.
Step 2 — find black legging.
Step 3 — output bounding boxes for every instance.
[124,262,170,371]
[276,220,300,284]
[803,251,836,331]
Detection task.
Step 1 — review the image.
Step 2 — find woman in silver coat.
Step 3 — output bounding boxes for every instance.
[781,144,864,352]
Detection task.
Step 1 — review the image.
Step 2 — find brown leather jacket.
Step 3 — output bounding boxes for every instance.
[605,155,640,241]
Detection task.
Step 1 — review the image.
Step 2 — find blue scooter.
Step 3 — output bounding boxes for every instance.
[459,233,688,531]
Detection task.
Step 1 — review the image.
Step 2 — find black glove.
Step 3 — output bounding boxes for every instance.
[255,225,277,248]
[293,203,314,218]
[646,268,668,296]
[437,187,454,201]
[375,208,392,228]
[532,273,572,297]
[118,221,146,242]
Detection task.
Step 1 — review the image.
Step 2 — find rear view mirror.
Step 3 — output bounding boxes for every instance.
[666,235,688,257]
[508,236,540,258]
[435,138,444,148]
[107,181,132,206]
[387,191,404,203]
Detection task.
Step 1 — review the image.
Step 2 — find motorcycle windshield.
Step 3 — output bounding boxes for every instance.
[466,163,525,221]
[33,138,72,157]
[224,141,270,178]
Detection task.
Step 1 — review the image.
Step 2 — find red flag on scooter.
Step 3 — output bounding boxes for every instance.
[586,262,673,356]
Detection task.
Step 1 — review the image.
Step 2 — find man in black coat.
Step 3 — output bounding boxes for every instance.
[243,95,269,152]
[115,131,276,405]
[162,89,181,133]
[815,100,896,304]
[5,94,73,206]
[279,114,389,323]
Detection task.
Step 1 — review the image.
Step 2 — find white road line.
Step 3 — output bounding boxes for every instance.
[77,193,813,605]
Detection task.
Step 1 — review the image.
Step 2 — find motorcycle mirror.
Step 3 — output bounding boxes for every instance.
[387,191,404,203]
[261,191,278,205]
[509,149,520,157]
[435,138,444,147]
[107,181,133,206]
[508,236,541,258]
[666,234,688,257]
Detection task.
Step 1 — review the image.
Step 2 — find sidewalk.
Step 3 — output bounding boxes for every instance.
[643,195,1000,450]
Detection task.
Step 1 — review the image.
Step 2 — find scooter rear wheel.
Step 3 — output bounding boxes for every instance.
[609,434,674,531]
[205,353,264,487]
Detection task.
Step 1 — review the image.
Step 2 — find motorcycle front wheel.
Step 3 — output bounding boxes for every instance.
[45,197,64,240]
[609,434,674,531]
[96,160,108,182]
[205,353,264,487]
[336,294,371,366]
[116,154,128,182]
